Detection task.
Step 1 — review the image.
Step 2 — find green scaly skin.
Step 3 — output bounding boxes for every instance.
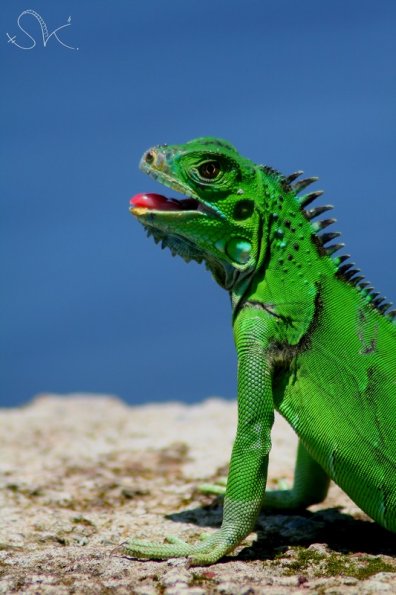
[126,137,396,565]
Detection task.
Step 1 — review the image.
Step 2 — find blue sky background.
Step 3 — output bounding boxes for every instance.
[1,0,395,407]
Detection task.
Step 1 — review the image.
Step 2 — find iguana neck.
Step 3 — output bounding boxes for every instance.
[231,171,336,343]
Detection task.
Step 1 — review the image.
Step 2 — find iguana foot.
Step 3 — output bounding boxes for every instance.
[124,529,235,565]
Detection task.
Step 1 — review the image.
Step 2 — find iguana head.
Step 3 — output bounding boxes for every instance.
[130,137,265,289]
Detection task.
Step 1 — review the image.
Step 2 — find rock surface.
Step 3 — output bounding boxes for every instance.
[0,394,395,594]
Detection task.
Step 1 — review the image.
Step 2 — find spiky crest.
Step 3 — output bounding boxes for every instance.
[276,170,396,320]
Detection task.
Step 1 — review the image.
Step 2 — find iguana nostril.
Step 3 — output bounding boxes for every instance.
[145,150,155,164]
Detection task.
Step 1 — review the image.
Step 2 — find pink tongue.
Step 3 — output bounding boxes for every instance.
[130,192,180,211]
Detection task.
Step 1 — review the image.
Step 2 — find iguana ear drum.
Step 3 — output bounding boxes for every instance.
[233,200,254,220]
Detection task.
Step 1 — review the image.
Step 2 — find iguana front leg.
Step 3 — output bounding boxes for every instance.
[124,309,276,565]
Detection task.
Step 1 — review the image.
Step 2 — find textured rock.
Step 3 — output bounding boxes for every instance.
[0,394,395,594]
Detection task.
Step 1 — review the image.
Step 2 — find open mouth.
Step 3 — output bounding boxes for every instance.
[129,192,215,216]
[130,158,221,218]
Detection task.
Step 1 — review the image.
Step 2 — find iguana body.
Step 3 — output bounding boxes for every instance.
[126,137,396,564]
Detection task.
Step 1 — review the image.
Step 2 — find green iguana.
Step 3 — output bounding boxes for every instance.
[126,137,396,565]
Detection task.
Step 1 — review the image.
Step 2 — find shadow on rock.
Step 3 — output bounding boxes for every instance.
[167,503,396,560]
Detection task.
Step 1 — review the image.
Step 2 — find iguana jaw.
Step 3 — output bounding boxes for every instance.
[129,195,215,219]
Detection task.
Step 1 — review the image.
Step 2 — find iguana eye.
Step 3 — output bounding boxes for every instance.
[234,200,254,220]
[197,160,221,180]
